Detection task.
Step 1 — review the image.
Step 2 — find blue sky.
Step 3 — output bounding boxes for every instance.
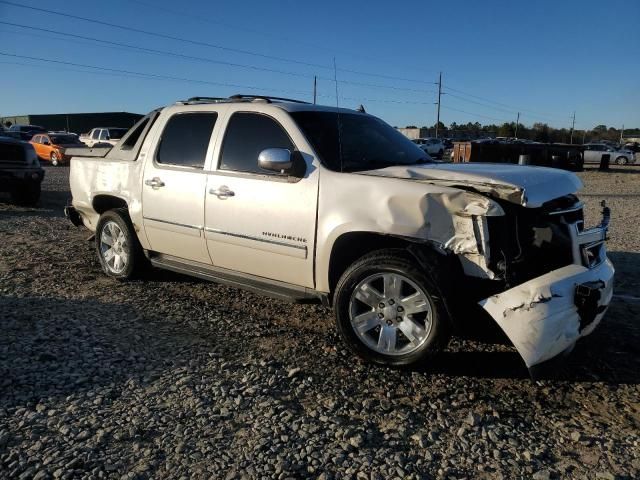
[0,0,638,130]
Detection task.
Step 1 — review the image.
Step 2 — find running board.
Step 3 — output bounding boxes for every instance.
[148,253,327,305]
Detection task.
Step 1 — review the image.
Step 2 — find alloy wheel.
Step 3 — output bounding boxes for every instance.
[348,272,433,356]
[99,221,129,274]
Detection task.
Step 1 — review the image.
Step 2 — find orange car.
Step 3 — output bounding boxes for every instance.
[30,132,85,166]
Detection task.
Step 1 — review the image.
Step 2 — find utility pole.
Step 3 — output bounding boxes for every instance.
[570,111,576,144]
[620,124,624,144]
[582,129,587,144]
[313,75,317,105]
[435,71,442,139]
[514,112,520,139]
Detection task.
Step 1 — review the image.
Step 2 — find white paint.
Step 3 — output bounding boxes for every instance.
[360,163,583,207]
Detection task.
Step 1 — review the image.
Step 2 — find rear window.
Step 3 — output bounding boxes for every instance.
[156,112,217,168]
[50,134,80,144]
[107,128,128,139]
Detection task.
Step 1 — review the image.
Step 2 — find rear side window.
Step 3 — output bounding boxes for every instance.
[156,112,217,168]
[120,118,149,150]
[220,112,294,174]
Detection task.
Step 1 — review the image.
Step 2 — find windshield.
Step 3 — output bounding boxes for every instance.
[108,128,128,139]
[291,111,431,172]
[50,134,80,144]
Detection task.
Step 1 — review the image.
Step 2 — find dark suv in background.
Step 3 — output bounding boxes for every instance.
[8,124,47,141]
[0,135,45,205]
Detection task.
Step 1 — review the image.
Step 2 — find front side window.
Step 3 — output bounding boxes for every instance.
[156,112,217,168]
[220,112,294,174]
[92,130,101,139]
[99,130,109,140]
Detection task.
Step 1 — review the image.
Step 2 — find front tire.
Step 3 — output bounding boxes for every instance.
[334,249,451,366]
[50,151,59,166]
[615,156,628,165]
[95,209,146,280]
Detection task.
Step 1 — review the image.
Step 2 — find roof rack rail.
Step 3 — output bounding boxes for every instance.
[176,94,311,105]
[183,96,228,103]
[228,94,310,104]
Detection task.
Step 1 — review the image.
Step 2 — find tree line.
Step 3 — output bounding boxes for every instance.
[403,122,640,144]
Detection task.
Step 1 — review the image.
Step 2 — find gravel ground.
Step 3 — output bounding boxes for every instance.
[1,165,639,480]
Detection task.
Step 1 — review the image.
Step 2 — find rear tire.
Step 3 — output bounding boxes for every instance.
[334,249,451,366]
[95,209,146,280]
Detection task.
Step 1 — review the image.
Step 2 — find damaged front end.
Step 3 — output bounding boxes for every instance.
[479,200,614,375]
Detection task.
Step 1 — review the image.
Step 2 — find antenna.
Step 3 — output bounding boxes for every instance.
[333,57,339,107]
[333,56,343,172]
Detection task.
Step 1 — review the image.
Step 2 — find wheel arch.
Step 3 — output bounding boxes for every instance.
[326,231,451,300]
[92,194,129,215]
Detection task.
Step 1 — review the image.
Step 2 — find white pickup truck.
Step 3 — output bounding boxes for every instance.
[65,95,614,376]
[80,127,129,147]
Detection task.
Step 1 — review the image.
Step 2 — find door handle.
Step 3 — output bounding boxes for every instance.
[145,177,165,189]
[209,186,235,198]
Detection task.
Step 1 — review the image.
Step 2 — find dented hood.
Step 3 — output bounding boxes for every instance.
[359,163,583,207]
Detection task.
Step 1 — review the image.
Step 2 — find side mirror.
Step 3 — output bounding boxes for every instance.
[258,148,294,174]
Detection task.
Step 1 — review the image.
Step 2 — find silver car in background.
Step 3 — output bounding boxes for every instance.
[412,137,445,158]
[583,143,636,165]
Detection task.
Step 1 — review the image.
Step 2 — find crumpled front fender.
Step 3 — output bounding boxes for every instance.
[479,259,614,369]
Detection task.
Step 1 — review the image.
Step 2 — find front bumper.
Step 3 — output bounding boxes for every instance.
[480,258,614,370]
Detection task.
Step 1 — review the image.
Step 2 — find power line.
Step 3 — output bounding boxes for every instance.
[0,0,438,87]
[0,0,327,69]
[442,90,521,115]
[0,51,311,95]
[443,84,565,122]
[0,51,436,107]
[0,21,437,95]
[441,105,511,123]
[124,0,438,83]
[0,21,315,79]
[0,21,438,95]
